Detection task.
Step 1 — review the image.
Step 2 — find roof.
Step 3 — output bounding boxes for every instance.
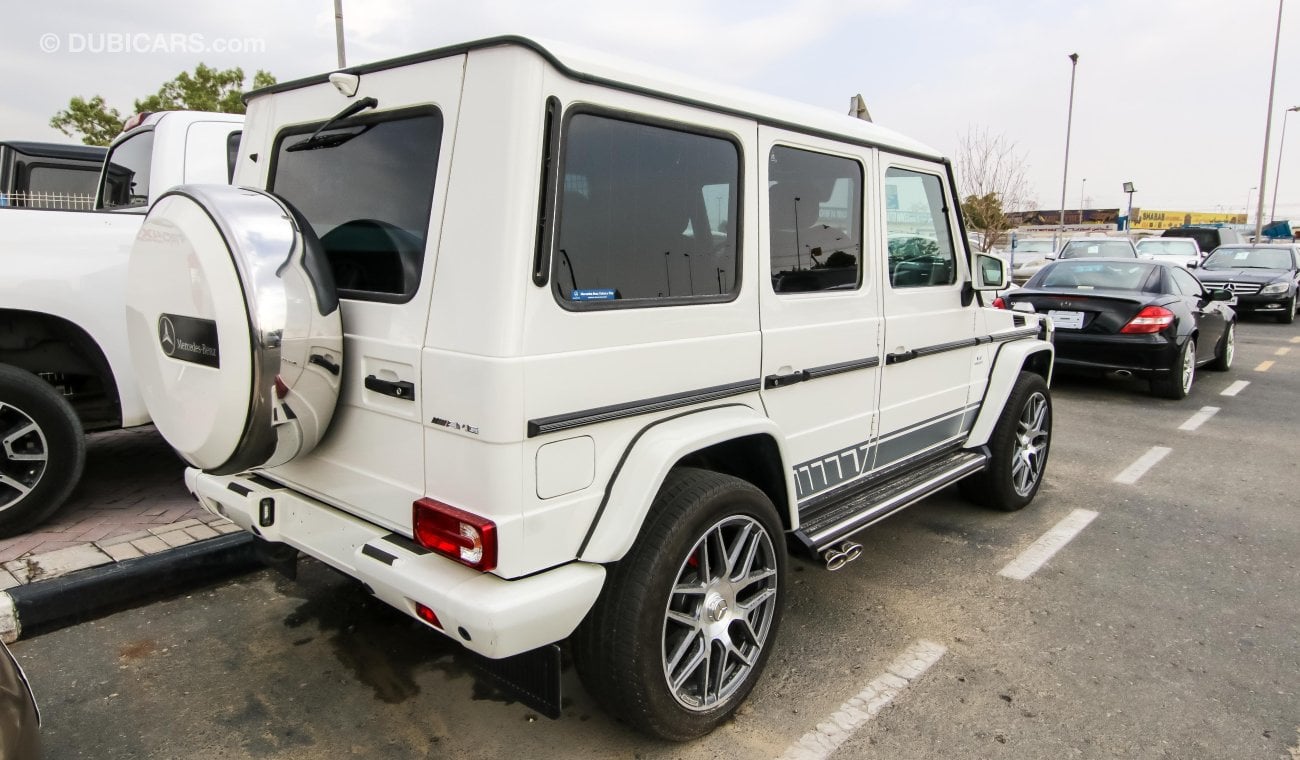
[0,141,106,162]
[245,35,944,163]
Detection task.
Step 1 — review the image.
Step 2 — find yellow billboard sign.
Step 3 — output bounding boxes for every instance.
[1134,210,1246,229]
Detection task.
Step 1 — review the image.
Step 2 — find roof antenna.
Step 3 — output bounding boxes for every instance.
[848,94,873,123]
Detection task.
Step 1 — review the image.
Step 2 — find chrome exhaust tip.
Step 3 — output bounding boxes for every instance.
[1114,369,1133,378]
[823,540,864,571]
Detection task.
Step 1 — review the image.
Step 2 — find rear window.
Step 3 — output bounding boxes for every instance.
[1037,261,1158,291]
[1060,240,1136,258]
[1137,239,1196,256]
[270,108,442,302]
[552,112,741,307]
[99,130,154,210]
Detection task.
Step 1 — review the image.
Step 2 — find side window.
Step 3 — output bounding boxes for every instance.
[884,167,958,288]
[768,146,863,293]
[226,131,242,183]
[99,130,154,210]
[270,109,442,302]
[554,113,740,306]
[1170,267,1203,296]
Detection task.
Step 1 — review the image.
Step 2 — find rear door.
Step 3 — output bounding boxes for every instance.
[757,128,882,503]
[262,57,464,534]
[876,158,978,468]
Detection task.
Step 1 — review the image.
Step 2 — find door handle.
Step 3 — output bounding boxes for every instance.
[885,350,917,365]
[764,370,809,389]
[364,375,415,400]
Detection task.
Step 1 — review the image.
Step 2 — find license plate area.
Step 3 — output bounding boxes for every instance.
[1047,310,1084,330]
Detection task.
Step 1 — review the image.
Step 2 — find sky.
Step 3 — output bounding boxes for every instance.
[3,0,1297,221]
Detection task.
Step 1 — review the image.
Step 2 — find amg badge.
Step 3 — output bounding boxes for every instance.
[158,314,220,368]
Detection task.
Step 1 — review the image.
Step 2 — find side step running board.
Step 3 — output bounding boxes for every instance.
[793,449,988,559]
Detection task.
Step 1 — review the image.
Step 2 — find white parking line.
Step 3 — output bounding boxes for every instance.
[779,640,946,760]
[1276,347,1291,357]
[998,509,1099,581]
[1178,406,1220,432]
[1114,446,1172,485]
[1256,360,1275,372]
[1221,380,1250,397]
[1291,336,1300,344]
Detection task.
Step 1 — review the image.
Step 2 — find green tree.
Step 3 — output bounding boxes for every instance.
[50,64,275,146]
[962,192,1012,251]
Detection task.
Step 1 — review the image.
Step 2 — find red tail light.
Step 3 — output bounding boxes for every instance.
[413,498,497,572]
[992,296,1008,309]
[414,603,442,629]
[1120,305,1175,334]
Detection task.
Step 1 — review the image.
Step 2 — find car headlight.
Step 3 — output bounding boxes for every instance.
[1260,281,1290,295]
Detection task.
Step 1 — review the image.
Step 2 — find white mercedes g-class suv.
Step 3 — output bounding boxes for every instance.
[125,36,1054,740]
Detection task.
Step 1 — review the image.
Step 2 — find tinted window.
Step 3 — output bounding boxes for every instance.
[99,131,154,209]
[271,110,442,300]
[768,146,862,293]
[1203,247,1295,270]
[226,131,242,183]
[884,168,957,288]
[1060,240,1136,258]
[1037,261,1157,291]
[554,114,740,305]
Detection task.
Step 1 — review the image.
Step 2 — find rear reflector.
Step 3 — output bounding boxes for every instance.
[413,498,498,572]
[1120,305,1175,334]
[415,603,442,629]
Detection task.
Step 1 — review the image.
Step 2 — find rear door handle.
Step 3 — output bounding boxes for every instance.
[885,350,917,365]
[364,375,415,400]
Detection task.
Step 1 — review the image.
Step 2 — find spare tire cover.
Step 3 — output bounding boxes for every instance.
[126,184,343,475]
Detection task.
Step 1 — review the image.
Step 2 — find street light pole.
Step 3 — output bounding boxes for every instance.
[1123,182,1136,238]
[1079,178,1087,224]
[334,0,347,68]
[1270,105,1300,223]
[1253,0,1284,241]
[1058,53,1080,244]
[1245,187,1257,225]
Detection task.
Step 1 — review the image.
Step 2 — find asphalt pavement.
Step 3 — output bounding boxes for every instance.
[10,316,1300,759]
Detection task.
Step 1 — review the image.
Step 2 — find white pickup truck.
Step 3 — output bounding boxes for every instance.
[0,111,242,536]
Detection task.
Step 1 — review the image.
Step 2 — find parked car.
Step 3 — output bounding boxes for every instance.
[997,258,1234,399]
[0,140,105,210]
[1136,236,1202,268]
[123,35,1054,740]
[1196,244,1300,323]
[0,639,39,759]
[1161,225,1242,254]
[1058,237,1139,260]
[1008,238,1057,282]
[0,112,241,537]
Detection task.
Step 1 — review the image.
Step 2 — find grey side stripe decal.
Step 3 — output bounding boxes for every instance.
[528,379,761,437]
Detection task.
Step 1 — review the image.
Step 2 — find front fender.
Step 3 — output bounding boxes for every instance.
[966,338,1054,448]
[578,404,795,564]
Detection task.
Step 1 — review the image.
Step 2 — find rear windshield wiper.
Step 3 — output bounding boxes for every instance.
[287,96,379,152]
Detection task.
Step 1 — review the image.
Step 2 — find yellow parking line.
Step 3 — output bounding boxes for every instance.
[1277,347,1292,356]
[1256,360,1275,372]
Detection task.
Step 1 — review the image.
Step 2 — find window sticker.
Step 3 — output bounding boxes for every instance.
[570,288,618,301]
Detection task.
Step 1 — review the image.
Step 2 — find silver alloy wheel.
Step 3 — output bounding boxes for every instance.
[1181,340,1196,394]
[1011,391,1050,497]
[1222,325,1235,368]
[662,514,779,712]
[0,401,48,512]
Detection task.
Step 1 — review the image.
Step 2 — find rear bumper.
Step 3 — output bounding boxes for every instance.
[186,469,605,659]
[1051,332,1178,377]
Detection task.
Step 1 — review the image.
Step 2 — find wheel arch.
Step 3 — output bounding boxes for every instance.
[577,404,796,564]
[0,308,121,430]
[966,339,1054,448]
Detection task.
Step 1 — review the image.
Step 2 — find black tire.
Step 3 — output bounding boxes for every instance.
[1208,322,1234,371]
[0,365,85,537]
[1150,337,1195,400]
[961,371,1051,512]
[1279,295,1297,324]
[573,467,786,740]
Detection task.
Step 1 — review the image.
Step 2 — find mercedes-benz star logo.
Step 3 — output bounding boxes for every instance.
[158,315,177,357]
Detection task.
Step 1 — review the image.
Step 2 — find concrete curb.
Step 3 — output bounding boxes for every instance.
[0,533,259,643]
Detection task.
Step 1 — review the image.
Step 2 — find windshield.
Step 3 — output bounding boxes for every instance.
[1202,247,1295,270]
[1034,260,1157,291]
[1060,240,1136,259]
[1013,240,1054,254]
[1137,239,1196,256]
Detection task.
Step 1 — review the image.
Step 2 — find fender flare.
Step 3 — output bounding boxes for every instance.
[577,404,796,564]
[965,338,1054,448]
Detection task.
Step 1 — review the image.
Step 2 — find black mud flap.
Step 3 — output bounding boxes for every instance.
[470,644,562,720]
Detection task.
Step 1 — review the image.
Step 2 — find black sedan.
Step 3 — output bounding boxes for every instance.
[1195,244,1300,323]
[995,258,1235,399]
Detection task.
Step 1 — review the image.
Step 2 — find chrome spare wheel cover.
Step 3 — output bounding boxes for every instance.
[126,184,343,475]
[662,515,779,712]
[0,402,47,512]
[1012,391,1049,497]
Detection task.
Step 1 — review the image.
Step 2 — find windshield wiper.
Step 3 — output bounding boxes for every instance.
[287,96,379,152]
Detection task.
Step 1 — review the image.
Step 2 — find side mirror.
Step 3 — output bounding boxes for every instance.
[1209,288,1233,302]
[973,253,1008,291]
[1188,260,1198,268]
